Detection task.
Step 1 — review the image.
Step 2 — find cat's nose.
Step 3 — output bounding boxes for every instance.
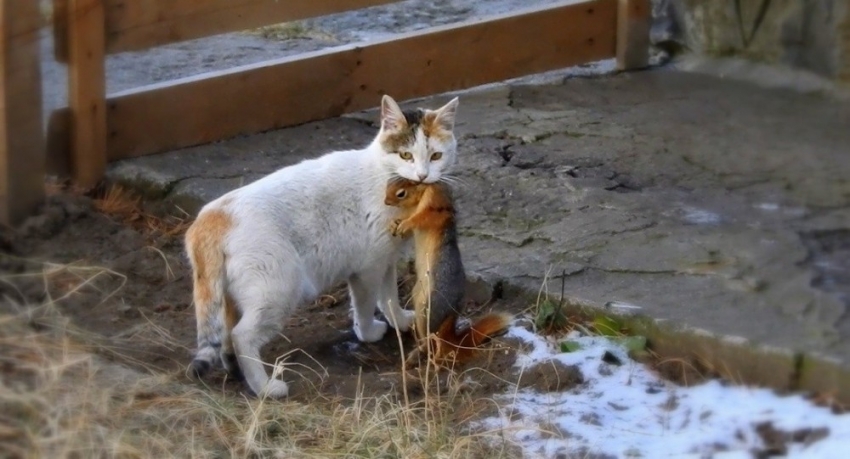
[417,172,428,182]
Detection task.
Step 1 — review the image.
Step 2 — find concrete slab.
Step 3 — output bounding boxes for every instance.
[109,69,850,396]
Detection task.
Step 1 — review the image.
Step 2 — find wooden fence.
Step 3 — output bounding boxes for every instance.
[1,0,650,225]
[1,0,45,225]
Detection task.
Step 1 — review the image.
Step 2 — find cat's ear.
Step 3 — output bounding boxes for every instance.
[432,97,459,131]
[381,95,406,132]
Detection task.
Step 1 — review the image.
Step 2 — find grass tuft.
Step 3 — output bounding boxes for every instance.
[0,259,518,458]
[91,185,192,238]
[245,22,337,42]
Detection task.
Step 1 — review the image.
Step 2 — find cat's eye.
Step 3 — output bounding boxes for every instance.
[430,152,443,161]
[395,189,407,199]
[399,151,413,161]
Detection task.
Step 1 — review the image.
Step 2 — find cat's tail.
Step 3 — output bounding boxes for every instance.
[406,312,513,368]
[185,210,234,379]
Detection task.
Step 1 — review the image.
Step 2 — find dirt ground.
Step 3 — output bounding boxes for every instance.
[0,187,581,407]
[2,190,841,458]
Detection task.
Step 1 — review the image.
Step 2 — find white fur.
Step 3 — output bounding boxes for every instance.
[195,96,459,397]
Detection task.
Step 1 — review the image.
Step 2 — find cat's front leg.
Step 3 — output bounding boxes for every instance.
[348,272,388,342]
[378,262,415,332]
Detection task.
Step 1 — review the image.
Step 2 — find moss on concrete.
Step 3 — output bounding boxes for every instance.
[501,281,847,404]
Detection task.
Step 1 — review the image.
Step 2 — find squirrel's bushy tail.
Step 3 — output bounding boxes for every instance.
[409,313,513,367]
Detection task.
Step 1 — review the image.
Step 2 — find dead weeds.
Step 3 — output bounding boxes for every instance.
[0,311,517,457]
[44,180,192,240]
[245,21,337,42]
[91,185,192,238]
[0,252,520,458]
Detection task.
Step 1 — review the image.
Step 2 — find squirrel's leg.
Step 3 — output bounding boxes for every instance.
[391,217,415,237]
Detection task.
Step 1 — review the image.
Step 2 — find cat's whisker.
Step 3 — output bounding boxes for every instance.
[438,174,469,189]
[361,169,387,181]
[359,170,397,186]
[372,169,399,181]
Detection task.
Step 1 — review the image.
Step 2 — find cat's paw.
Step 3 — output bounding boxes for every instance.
[386,309,415,332]
[355,318,388,342]
[260,379,289,399]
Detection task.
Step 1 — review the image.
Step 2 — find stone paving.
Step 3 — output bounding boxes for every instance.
[110,69,850,395]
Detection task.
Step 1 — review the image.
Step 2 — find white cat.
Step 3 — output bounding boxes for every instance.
[184,95,460,397]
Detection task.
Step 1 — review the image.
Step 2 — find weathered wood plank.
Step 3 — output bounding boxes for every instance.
[53,0,69,62]
[67,0,107,187]
[46,108,71,178]
[616,0,650,70]
[1,0,45,225]
[105,0,400,53]
[105,0,617,160]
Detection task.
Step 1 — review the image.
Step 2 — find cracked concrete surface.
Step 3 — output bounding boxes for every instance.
[110,69,850,395]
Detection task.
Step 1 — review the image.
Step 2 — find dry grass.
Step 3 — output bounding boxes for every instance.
[44,181,192,239]
[92,185,192,238]
[245,21,337,42]
[0,260,518,458]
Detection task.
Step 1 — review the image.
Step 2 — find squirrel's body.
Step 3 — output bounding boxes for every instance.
[385,179,511,365]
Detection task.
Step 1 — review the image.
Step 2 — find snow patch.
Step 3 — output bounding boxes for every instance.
[478,327,850,458]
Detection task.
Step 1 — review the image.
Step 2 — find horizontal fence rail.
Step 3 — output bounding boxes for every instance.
[54,0,400,60]
[44,0,650,184]
[105,0,399,53]
[105,0,618,160]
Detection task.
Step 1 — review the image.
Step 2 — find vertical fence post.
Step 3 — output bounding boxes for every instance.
[67,0,106,188]
[616,0,651,70]
[0,0,45,226]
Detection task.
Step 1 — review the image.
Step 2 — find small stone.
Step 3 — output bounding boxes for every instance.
[602,350,622,366]
[553,165,577,178]
[564,177,620,191]
[117,304,139,318]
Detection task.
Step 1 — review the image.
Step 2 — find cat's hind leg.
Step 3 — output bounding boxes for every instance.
[228,257,313,398]
[349,270,388,342]
[230,305,290,398]
[220,295,243,381]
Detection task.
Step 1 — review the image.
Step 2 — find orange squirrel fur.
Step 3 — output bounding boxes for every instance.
[416,311,513,366]
[385,178,511,366]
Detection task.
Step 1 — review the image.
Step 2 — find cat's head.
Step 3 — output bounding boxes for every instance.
[376,95,459,184]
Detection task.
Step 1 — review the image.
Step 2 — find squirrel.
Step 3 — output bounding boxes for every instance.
[384,178,512,366]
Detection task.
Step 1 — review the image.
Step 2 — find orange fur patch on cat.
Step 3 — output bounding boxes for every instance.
[185,209,231,315]
[225,293,240,331]
[421,112,452,143]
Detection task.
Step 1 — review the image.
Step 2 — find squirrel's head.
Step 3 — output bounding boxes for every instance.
[384,178,427,207]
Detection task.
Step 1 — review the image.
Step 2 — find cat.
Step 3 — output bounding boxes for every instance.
[184,95,460,398]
